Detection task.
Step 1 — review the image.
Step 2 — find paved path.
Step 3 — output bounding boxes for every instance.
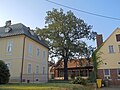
[97,87,120,90]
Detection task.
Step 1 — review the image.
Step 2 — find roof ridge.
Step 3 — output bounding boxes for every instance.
[0,23,49,48]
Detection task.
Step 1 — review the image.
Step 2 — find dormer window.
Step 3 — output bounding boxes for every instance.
[29,30,35,36]
[38,36,41,40]
[5,27,11,33]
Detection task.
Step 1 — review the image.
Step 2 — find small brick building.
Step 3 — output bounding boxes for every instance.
[49,59,93,80]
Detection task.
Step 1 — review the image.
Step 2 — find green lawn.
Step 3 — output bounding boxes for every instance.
[0,83,95,90]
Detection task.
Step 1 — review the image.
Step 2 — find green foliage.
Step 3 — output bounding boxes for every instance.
[36,8,97,58]
[88,71,96,83]
[71,72,75,80]
[0,60,10,84]
[0,83,95,90]
[72,76,88,85]
[36,8,97,80]
[92,45,103,81]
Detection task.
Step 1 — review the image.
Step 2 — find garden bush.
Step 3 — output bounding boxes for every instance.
[0,60,10,84]
[71,72,75,80]
[72,76,88,85]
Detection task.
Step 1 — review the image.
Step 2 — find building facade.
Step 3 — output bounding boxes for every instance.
[0,21,49,83]
[49,59,93,80]
[97,28,120,86]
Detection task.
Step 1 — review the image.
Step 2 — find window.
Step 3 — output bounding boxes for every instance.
[29,30,35,35]
[108,45,114,53]
[118,45,120,52]
[104,69,110,76]
[43,67,45,75]
[35,65,39,74]
[43,51,46,58]
[6,63,10,71]
[116,34,120,42]
[118,62,120,64]
[75,71,79,76]
[28,64,32,74]
[28,44,33,55]
[80,70,87,76]
[22,79,26,82]
[36,79,39,81]
[59,70,64,77]
[104,69,110,79]
[68,71,72,76]
[117,68,120,76]
[36,48,40,56]
[7,41,13,53]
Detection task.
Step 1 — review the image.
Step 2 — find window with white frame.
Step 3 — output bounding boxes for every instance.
[104,69,110,76]
[35,65,39,74]
[28,64,32,74]
[28,44,33,55]
[43,51,46,58]
[36,48,40,56]
[104,69,110,79]
[108,45,114,53]
[6,63,10,71]
[7,41,13,53]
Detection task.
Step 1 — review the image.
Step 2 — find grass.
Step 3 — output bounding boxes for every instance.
[0,82,95,90]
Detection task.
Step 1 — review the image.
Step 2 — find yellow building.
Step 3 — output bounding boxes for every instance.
[96,28,120,86]
[0,21,49,83]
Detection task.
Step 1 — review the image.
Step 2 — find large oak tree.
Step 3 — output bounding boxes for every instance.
[36,8,97,80]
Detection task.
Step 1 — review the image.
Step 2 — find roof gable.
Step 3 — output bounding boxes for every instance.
[97,28,120,52]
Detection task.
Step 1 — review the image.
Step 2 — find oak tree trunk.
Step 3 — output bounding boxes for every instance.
[64,56,68,80]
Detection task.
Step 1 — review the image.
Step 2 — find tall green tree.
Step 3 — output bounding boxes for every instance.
[36,8,97,80]
[92,46,103,81]
[73,43,95,67]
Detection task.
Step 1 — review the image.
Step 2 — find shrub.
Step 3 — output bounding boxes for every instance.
[0,60,10,84]
[71,72,75,80]
[72,76,87,85]
[88,71,96,83]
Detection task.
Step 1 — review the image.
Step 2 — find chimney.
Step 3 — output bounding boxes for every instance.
[5,20,11,27]
[96,34,103,47]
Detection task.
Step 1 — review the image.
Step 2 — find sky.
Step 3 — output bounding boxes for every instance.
[0,0,120,47]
